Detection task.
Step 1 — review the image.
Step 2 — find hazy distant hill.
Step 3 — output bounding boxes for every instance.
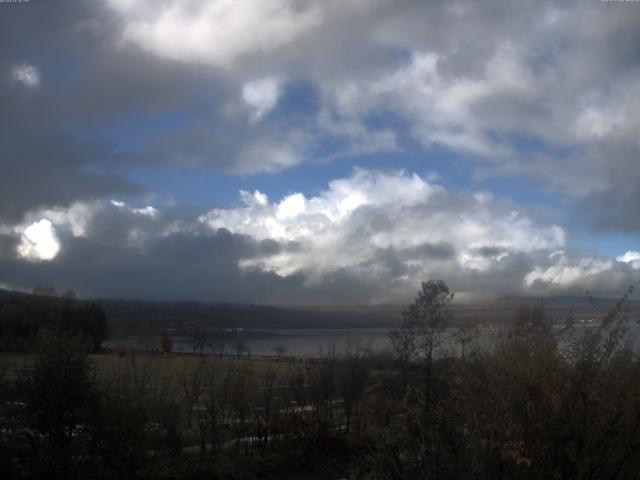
[97,299,403,334]
[0,288,30,300]
[2,288,639,334]
[93,294,640,334]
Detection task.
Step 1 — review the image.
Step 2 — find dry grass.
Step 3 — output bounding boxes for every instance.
[1,351,299,387]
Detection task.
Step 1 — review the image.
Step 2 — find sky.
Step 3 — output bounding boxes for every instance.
[1,0,640,305]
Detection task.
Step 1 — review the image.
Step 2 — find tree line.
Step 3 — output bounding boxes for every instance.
[0,294,109,353]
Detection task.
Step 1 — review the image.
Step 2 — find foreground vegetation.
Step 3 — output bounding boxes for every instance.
[1,281,639,479]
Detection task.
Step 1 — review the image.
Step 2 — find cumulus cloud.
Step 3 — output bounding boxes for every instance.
[197,169,572,300]
[1,169,638,303]
[524,252,614,289]
[242,76,281,119]
[333,47,530,158]
[11,63,40,87]
[617,251,640,270]
[108,0,323,67]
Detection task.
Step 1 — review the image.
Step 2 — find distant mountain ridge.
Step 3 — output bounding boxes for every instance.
[2,288,639,332]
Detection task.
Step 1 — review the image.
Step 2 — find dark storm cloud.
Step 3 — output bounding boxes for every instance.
[0,234,18,259]
[0,0,246,222]
[0,203,298,301]
[0,0,137,222]
[0,200,384,304]
[0,122,137,222]
[476,247,506,258]
[145,229,284,265]
[0,224,393,305]
[578,187,640,234]
[404,243,457,261]
[573,137,640,234]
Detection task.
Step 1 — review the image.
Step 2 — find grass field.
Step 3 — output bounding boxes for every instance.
[1,350,300,386]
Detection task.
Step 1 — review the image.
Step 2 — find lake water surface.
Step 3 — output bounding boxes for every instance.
[105,322,640,358]
[105,324,640,357]
[108,328,391,357]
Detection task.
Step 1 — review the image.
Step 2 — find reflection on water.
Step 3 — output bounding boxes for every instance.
[105,323,640,359]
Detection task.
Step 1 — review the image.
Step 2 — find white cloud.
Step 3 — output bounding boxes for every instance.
[242,76,281,119]
[233,129,310,174]
[17,219,60,261]
[12,63,40,87]
[111,199,159,217]
[107,0,323,67]
[276,192,306,220]
[574,87,637,141]
[199,168,566,287]
[322,45,531,159]
[617,251,640,270]
[42,202,96,237]
[316,109,399,159]
[524,253,614,288]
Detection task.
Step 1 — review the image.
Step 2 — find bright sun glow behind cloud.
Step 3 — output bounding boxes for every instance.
[17,219,60,261]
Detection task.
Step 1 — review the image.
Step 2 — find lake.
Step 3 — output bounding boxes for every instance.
[105,322,640,358]
[107,328,393,358]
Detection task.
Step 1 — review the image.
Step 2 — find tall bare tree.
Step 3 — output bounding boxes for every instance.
[389,280,453,403]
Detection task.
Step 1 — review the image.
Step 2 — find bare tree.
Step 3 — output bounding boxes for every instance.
[210,323,231,357]
[338,345,370,434]
[389,280,453,405]
[161,336,173,355]
[186,321,210,355]
[177,357,206,428]
[61,289,77,300]
[453,318,481,359]
[233,335,247,358]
